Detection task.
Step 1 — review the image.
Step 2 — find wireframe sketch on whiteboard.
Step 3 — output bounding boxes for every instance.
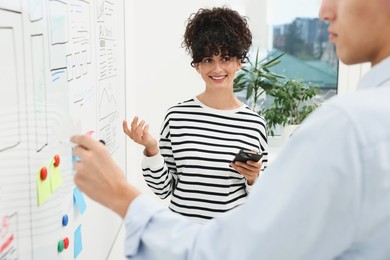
[0,27,21,153]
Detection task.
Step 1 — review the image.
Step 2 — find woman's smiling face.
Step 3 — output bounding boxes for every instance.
[195,54,242,90]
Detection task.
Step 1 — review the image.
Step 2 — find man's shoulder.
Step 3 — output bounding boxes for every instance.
[324,86,390,145]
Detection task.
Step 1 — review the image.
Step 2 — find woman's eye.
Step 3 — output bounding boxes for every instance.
[202,58,212,63]
[222,56,231,62]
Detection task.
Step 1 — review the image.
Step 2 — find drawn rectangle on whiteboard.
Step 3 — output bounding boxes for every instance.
[31,34,48,152]
[49,43,67,69]
[49,0,68,45]
[47,0,67,70]
[0,1,22,12]
[98,75,118,120]
[28,0,43,22]
[98,75,119,153]
[0,27,20,152]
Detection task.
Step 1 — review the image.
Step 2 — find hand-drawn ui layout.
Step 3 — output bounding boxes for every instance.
[0,0,125,259]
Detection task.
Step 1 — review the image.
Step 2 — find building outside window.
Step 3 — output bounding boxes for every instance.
[236,0,338,136]
[272,16,338,100]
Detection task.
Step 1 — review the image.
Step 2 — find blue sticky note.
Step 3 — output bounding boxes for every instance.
[74,225,83,258]
[73,187,87,214]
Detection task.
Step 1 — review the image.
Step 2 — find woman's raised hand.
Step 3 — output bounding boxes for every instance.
[123,116,159,156]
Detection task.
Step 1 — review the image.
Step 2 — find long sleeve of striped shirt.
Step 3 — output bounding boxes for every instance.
[141,97,268,223]
[141,123,178,200]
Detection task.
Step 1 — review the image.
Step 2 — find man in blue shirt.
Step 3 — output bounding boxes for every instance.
[71,0,390,258]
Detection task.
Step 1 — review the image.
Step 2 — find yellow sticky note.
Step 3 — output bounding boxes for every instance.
[36,166,52,206]
[50,159,63,192]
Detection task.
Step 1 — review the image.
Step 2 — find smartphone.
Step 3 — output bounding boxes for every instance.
[232,149,262,163]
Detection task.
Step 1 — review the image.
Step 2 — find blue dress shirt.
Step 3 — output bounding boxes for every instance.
[124,56,390,260]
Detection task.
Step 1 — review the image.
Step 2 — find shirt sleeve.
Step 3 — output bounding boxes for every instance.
[259,132,268,174]
[124,195,202,259]
[140,111,178,199]
[124,103,362,260]
[246,116,268,193]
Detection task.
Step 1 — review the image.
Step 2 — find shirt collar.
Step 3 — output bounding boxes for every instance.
[357,55,390,89]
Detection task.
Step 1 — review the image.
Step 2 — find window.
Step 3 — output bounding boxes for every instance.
[235,0,338,136]
[270,0,338,101]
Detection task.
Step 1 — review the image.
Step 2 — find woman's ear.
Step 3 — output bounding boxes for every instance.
[194,63,200,73]
[236,60,242,71]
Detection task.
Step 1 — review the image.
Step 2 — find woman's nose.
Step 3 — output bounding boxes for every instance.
[212,60,223,73]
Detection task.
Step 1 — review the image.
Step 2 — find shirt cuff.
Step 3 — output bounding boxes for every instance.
[245,181,253,193]
[245,174,261,193]
[124,194,165,257]
[141,151,165,169]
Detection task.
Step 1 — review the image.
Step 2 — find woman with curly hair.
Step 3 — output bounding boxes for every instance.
[123,6,268,223]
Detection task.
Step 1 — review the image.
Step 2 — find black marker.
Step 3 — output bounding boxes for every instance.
[99,139,106,145]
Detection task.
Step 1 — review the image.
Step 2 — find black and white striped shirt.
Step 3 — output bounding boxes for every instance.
[142,97,268,223]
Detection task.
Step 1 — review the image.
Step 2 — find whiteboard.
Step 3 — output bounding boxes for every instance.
[0,0,126,259]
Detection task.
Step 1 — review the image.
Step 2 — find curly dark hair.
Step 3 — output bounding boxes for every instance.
[182,6,252,67]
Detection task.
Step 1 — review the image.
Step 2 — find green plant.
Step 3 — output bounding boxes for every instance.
[262,78,320,136]
[233,49,285,111]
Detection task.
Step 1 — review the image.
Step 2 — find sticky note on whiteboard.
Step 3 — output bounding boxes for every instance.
[36,167,51,206]
[73,187,87,214]
[74,224,83,258]
[50,159,63,192]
